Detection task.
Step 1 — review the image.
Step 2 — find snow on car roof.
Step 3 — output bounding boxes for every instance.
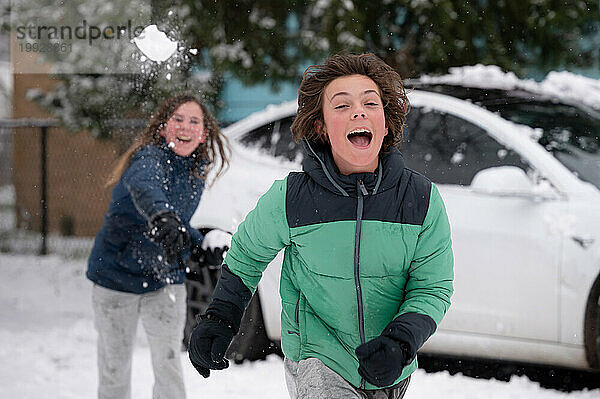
[223,100,297,139]
[410,64,600,111]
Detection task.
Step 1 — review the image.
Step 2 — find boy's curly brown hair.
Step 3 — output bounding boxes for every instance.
[290,53,410,152]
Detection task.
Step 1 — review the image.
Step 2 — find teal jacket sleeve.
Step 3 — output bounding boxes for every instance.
[223,177,291,293]
[396,183,454,325]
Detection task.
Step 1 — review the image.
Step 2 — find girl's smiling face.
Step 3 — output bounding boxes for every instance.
[161,101,206,157]
[319,74,388,175]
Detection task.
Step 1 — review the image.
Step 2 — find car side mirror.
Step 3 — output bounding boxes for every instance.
[471,166,559,201]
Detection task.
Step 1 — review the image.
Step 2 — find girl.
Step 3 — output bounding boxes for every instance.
[87,93,229,399]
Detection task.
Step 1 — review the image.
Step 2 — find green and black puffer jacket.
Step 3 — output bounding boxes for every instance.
[224,143,454,389]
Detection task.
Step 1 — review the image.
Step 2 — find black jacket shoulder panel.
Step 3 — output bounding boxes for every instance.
[400,168,432,226]
[361,167,431,226]
[286,168,433,228]
[286,172,315,228]
[286,172,357,228]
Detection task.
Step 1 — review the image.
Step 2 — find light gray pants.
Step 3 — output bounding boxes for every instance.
[284,357,410,399]
[92,283,187,399]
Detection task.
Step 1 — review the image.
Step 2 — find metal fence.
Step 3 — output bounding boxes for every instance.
[0,123,14,238]
[0,119,145,257]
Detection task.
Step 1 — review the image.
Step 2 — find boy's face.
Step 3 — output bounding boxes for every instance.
[319,74,387,175]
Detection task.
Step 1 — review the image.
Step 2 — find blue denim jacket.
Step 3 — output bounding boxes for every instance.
[87,144,204,294]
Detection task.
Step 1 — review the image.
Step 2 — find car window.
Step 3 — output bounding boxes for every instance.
[410,84,600,190]
[401,107,530,186]
[484,101,600,190]
[237,116,302,162]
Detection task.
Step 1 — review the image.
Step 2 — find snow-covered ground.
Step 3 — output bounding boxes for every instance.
[1,252,599,398]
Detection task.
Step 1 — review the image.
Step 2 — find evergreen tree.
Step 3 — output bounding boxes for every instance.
[9,0,599,136]
[181,0,597,80]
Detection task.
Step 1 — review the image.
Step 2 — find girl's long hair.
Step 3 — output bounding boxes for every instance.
[106,93,229,187]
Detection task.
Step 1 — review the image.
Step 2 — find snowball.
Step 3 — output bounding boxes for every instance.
[133,25,177,62]
[201,230,232,251]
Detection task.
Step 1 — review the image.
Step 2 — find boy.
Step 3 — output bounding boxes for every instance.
[188,53,454,399]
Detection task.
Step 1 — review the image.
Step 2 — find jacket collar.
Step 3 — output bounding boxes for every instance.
[158,142,201,171]
[302,140,405,197]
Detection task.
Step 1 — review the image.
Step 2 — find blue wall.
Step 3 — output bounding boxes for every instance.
[218,73,299,123]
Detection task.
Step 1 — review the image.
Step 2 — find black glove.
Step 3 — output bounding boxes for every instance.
[190,244,228,266]
[188,314,234,377]
[355,333,407,387]
[188,265,252,378]
[190,230,232,266]
[355,313,437,387]
[149,211,191,266]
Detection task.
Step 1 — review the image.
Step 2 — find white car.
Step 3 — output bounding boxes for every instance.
[188,89,600,371]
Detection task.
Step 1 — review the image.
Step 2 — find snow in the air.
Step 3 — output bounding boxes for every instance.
[414,64,600,111]
[1,252,599,398]
[133,25,178,63]
[211,41,254,69]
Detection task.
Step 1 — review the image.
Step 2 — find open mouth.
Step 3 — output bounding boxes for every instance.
[347,129,372,147]
[177,136,192,143]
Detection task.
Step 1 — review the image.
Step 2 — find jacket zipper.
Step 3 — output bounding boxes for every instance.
[355,179,368,389]
[287,295,301,337]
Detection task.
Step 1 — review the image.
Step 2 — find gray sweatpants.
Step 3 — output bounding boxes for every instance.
[92,283,187,399]
[284,357,410,399]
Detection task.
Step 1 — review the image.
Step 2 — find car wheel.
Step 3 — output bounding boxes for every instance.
[226,292,283,363]
[183,238,282,361]
[183,259,221,349]
[584,273,600,369]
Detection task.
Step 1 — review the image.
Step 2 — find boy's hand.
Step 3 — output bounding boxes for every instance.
[188,265,252,378]
[356,312,436,387]
[188,314,234,378]
[355,334,407,387]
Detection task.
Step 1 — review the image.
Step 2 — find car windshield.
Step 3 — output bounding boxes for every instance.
[411,85,600,189]
[483,98,600,190]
